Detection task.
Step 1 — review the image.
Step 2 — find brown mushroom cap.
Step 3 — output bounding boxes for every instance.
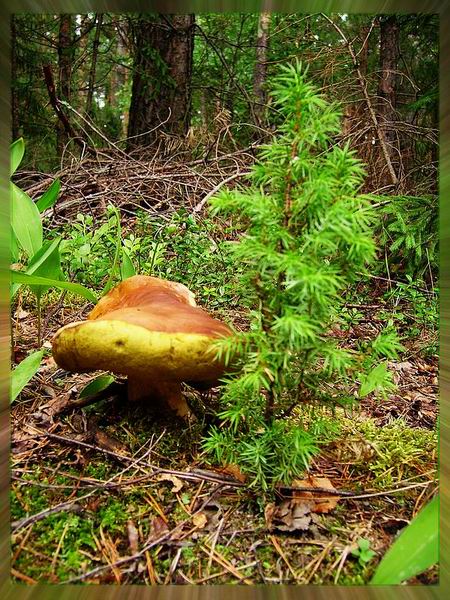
[52,276,233,416]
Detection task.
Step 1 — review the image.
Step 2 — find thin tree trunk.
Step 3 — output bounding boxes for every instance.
[11,14,19,141]
[57,14,73,154]
[127,14,195,150]
[116,18,130,136]
[377,15,400,184]
[86,13,103,116]
[253,12,270,126]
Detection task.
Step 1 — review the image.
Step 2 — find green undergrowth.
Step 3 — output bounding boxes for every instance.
[325,416,437,490]
[48,208,247,317]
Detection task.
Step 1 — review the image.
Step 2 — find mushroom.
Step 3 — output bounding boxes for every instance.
[52,275,233,418]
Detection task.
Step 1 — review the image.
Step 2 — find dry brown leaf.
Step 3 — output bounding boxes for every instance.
[92,429,129,456]
[291,476,339,514]
[192,512,208,529]
[14,309,30,320]
[156,474,184,493]
[265,499,313,532]
[215,463,247,483]
[149,516,170,541]
[127,519,139,554]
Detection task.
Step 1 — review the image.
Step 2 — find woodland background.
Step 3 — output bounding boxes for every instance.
[10,13,439,586]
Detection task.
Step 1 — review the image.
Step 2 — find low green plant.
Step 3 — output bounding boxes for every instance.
[129,209,243,311]
[10,138,96,342]
[379,194,437,280]
[349,418,437,488]
[351,538,376,567]
[202,62,385,491]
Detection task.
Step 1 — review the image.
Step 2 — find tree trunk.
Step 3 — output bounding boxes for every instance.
[253,12,270,126]
[127,14,195,150]
[11,14,19,141]
[57,14,73,154]
[377,15,400,184]
[116,17,130,136]
[86,13,103,116]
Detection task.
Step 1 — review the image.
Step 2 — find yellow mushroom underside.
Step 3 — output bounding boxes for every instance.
[52,319,225,383]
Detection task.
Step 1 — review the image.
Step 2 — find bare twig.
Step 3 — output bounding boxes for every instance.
[193,171,251,213]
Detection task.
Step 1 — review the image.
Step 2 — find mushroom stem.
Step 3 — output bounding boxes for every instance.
[127,376,192,419]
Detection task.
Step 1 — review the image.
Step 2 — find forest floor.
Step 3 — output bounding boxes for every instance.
[10,153,438,586]
[10,286,438,586]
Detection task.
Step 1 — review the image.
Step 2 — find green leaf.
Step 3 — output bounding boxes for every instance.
[36,179,61,213]
[101,204,122,295]
[11,182,43,257]
[10,238,63,299]
[370,495,438,585]
[27,238,65,300]
[79,375,115,399]
[120,248,136,280]
[10,138,25,175]
[359,362,392,398]
[10,270,97,302]
[11,349,44,403]
[11,230,20,263]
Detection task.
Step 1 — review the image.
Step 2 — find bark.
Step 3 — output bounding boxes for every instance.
[253,12,270,126]
[127,14,195,150]
[377,15,400,181]
[85,13,104,116]
[116,18,130,135]
[57,14,73,154]
[11,15,19,141]
[342,25,369,137]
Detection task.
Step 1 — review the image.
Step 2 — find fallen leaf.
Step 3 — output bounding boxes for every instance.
[149,516,170,541]
[14,309,30,320]
[265,499,313,532]
[214,463,247,483]
[192,512,208,529]
[92,429,129,456]
[127,520,139,554]
[156,474,184,493]
[291,476,339,513]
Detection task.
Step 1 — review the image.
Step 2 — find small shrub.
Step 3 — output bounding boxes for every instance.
[202,62,383,491]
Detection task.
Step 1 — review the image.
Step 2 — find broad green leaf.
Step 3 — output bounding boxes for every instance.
[11,230,20,262]
[11,349,44,403]
[359,362,390,398]
[11,238,63,299]
[36,179,61,213]
[27,238,65,300]
[79,375,115,399]
[10,270,97,302]
[10,138,25,175]
[370,495,438,585]
[120,248,136,280]
[101,204,122,295]
[11,182,43,257]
